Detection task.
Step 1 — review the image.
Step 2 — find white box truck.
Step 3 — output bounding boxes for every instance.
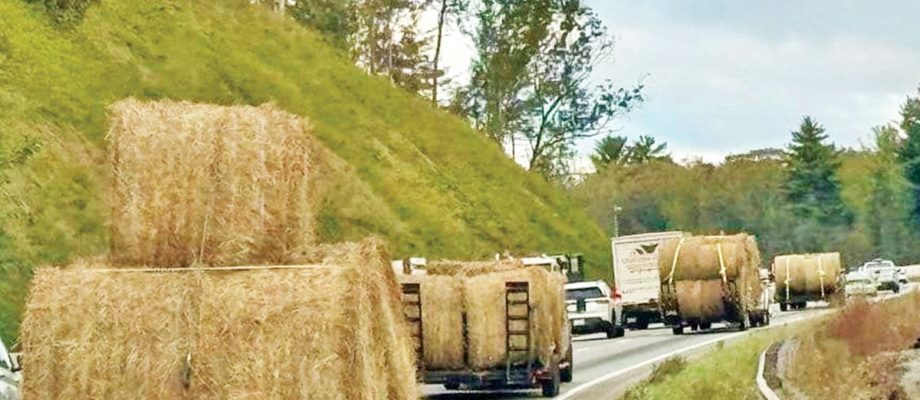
[612,231,684,329]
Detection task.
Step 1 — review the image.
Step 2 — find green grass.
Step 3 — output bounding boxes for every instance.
[622,326,805,400]
[0,0,611,342]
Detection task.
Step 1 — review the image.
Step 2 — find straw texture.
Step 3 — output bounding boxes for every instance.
[773,252,842,298]
[658,234,762,321]
[21,241,418,400]
[399,274,465,369]
[108,99,316,268]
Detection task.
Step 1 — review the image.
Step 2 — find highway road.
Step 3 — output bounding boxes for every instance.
[421,305,830,400]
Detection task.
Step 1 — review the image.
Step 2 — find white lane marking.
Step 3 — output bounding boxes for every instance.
[574,347,592,353]
[557,313,821,400]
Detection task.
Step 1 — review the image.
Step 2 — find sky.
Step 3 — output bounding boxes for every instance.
[582,1,920,163]
[430,1,920,167]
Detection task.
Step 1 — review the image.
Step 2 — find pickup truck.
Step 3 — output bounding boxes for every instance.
[0,338,20,400]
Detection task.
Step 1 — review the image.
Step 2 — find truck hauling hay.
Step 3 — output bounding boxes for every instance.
[399,260,571,397]
[20,100,418,399]
[657,234,769,334]
[773,252,843,310]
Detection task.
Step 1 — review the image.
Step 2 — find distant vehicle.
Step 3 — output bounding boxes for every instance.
[0,337,20,400]
[845,271,879,297]
[611,232,684,330]
[899,268,909,284]
[748,269,773,326]
[565,280,624,338]
[523,254,585,282]
[860,259,901,293]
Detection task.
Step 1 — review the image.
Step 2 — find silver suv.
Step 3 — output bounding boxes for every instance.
[860,259,901,293]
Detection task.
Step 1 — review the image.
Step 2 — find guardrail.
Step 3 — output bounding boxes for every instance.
[756,342,781,400]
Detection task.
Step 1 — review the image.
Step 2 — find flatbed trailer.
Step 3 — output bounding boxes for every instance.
[402,281,571,397]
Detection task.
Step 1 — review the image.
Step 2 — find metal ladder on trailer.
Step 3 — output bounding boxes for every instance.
[505,281,532,382]
[401,283,424,369]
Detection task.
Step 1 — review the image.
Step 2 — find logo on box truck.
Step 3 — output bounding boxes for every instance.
[612,232,684,306]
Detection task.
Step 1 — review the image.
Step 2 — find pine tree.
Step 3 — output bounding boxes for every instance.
[867,125,911,261]
[784,116,853,226]
[897,89,920,227]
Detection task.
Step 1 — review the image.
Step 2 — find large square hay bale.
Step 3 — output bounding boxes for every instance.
[108,99,316,268]
[21,241,418,400]
[399,274,465,369]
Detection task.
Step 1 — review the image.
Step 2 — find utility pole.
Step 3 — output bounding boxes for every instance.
[612,204,623,238]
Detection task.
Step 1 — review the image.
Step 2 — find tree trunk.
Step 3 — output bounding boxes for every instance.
[431,0,449,105]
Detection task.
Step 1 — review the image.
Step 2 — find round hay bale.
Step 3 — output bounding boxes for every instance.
[398,274,465,370]
[773,252,842,298]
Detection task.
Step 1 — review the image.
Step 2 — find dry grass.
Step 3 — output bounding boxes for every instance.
[658,234,762,321]
[773,253,842,299]
[788,292,920,399]
[108,99,317,268]
[20,239,418,400]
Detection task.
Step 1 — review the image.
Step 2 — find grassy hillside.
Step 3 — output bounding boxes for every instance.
[0,0,610,340]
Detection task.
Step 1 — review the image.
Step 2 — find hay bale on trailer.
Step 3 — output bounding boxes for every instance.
[20,240,418,400]
[400,261,568,371]
[426,259,525,277]
[398,274,465,369]
[657,234,762,326]
[773,252,842,304]
[108,99,317,268]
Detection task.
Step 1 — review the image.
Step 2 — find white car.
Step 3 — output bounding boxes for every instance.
[565,280,624,338]
[860,259,901,293]
[0,338,20,400]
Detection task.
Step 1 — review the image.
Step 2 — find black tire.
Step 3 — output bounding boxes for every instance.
[762,312,771,326]
[542,369,561,397]
[561,344,573,383]
[780,303,788,312]
[672,326,684,335]
[894,285,901,294]
[699,321,712,330]
[738,313,750,331]
[444,383,460,390]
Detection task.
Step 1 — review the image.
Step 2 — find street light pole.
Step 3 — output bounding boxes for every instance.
[612,204,623,238]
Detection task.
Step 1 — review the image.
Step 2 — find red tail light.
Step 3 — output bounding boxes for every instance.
[611,288,622,301]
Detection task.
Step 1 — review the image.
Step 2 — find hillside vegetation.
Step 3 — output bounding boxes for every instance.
[0,0,610,340]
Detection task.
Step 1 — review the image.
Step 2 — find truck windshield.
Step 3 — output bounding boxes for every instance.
[566,287,604,301]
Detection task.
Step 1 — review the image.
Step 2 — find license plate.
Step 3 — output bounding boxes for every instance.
[626,317,637,323]
[573,319,585,326]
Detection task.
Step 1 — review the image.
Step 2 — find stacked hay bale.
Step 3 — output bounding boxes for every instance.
[108,99,317,267]
[772,253,842,303]
[20,100,417,399]
[657,234,762,323]
[400,260,568,371]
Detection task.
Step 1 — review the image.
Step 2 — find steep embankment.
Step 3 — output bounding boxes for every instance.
[0,0,609,339]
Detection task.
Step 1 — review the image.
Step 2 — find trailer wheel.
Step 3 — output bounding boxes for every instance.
[542,369,561,397]
[780,303,788,312]
[738,312,750,331]
[699,321,712,330]
[444,383,460,390]
[671,326,684,335]
[636,319,649,330]
[561,344,573,383]
[762,312,771,326]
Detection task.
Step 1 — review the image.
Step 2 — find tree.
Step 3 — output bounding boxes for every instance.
[867,125,912,261]
[590,135,628,171]
[627,135,668,164]
[784,116,853,227]
[429,0,468,105]
[288,0,358,51]
[458,0,642,177]
[898,88,920,227]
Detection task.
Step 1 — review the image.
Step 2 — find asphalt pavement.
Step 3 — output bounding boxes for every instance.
[421,305,830,400]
